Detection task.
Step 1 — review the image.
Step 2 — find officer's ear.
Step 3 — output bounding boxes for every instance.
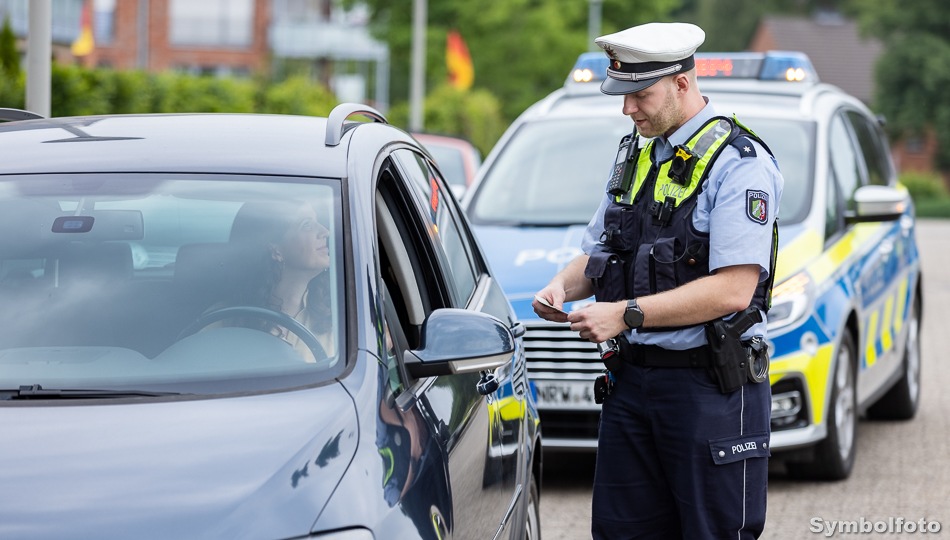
[672,72,691,95]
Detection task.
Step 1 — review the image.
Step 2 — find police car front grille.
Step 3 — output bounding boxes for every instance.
[524,321,602,375]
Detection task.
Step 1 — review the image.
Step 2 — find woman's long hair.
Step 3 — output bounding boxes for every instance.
[227,200,331,335]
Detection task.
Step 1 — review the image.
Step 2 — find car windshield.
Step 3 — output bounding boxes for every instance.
[0,174,345,395]
[468,115,814,226]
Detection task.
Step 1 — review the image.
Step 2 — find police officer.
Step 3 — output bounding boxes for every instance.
[533,22,783,540]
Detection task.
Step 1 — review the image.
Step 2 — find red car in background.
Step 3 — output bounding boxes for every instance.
[413,132,482,198]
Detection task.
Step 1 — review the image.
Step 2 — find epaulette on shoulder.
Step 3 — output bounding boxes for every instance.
[729,135,757,158]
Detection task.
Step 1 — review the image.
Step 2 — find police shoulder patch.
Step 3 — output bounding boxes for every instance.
[746,190,769,224]
[730,135,757,158]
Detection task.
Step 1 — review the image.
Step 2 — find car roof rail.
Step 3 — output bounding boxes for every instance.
[325,103,388,147]
[0,108,45,122]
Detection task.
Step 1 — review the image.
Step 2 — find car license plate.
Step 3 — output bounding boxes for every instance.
[533,380,601,410]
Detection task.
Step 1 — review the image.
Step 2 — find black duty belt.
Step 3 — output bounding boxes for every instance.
[617,337,714,368]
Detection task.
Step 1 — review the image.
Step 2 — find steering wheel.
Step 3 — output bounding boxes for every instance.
[178,306,327,362]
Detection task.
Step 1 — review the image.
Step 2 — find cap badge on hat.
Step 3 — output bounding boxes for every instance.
[594,22,706,95]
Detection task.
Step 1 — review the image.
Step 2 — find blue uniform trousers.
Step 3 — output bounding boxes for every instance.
[591,364,770,539]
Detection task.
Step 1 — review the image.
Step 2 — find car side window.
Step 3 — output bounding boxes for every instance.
[825,165,844,241]
[393,149,477,307]
[845,110,894,187]
[381,286,409,396]
[376,163,440,351]
[829,113,862,201]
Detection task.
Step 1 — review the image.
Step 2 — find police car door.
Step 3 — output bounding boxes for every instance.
[389,149,521,538]
[831,110,908,404]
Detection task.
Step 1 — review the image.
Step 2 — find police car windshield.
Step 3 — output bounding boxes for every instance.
[469,116,814,226]
[470,117,630,226]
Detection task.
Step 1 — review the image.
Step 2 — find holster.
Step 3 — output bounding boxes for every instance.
[704,307,765,394]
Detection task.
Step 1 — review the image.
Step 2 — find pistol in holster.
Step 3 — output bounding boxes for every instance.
[704,307,770,394]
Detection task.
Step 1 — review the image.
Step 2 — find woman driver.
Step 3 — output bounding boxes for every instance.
[227,199,334,362]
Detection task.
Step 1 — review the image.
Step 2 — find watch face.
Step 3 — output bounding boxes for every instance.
[624,301,644,328]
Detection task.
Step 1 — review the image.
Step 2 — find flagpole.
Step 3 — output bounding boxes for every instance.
[409,0,426,132]
[26,0,51,117]
[588,0,602,51]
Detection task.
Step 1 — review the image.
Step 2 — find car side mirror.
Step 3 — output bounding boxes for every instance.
[845,185,909,224]
[403,308,514,379]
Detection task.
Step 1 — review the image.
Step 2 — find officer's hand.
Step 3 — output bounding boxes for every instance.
[567,300,627,343]
[532,289,569,323]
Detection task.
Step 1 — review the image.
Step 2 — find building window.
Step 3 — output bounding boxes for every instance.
[169,0,253,47]
[905,136,924,154]
[175,64,250,78]
[93,0,115,45]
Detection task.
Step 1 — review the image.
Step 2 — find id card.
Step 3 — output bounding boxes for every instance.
[535,295,567,314]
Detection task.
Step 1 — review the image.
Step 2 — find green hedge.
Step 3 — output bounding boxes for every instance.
[901,170,950,218]
[1,63,339,117]
[377,83,506,157]
[1,62,506,154]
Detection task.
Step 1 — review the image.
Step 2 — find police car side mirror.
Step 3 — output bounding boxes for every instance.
[403,308,514,378]
[844,185,909,224]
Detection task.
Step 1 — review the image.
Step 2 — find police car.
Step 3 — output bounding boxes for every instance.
[463,51,922,480]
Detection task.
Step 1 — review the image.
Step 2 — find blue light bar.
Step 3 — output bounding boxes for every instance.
[566,52,609,85]
[565,50,819,86]
[695,51,819,82]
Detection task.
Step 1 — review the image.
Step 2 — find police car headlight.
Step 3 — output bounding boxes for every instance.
[767,272,813,332]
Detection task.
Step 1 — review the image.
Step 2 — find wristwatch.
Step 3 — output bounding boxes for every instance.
[623,298,644,329]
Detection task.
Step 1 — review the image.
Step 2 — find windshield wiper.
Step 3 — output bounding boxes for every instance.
[7,384,184,400]
[480,220,585,228]
[519,221,586,228]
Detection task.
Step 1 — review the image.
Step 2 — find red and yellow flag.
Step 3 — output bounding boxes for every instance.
[446,30,473,90]
[70,0,95,57]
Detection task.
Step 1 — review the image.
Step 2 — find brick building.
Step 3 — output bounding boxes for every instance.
[749,13,941,180]
[3,0,388,108]
[83,0,270,77]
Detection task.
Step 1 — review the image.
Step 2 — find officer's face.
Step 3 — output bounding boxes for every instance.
[622,76,681,138]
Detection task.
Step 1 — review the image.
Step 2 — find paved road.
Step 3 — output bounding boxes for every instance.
[538,219,950,539]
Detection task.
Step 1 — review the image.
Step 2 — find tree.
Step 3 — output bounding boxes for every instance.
[0,15,20,78]
[347,0,679,126]
[673,0,849,52]
[850,0,950,168]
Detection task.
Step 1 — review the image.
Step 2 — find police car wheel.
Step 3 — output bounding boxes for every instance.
[867,294,922,420]
[789,331,857,481]
[524,472,541,540]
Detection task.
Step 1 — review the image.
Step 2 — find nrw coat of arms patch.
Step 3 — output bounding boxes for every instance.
[746,190,769,224]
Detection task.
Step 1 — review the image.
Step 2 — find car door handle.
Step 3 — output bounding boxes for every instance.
[510,321,525,338]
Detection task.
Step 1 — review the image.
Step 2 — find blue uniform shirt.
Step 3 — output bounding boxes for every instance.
[582,100,784,349]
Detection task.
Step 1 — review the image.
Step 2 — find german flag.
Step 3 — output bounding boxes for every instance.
[70,0,95,57]
[446,30,473,90]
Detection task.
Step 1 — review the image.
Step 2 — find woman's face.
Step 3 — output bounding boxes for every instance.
[278,205,331,275]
